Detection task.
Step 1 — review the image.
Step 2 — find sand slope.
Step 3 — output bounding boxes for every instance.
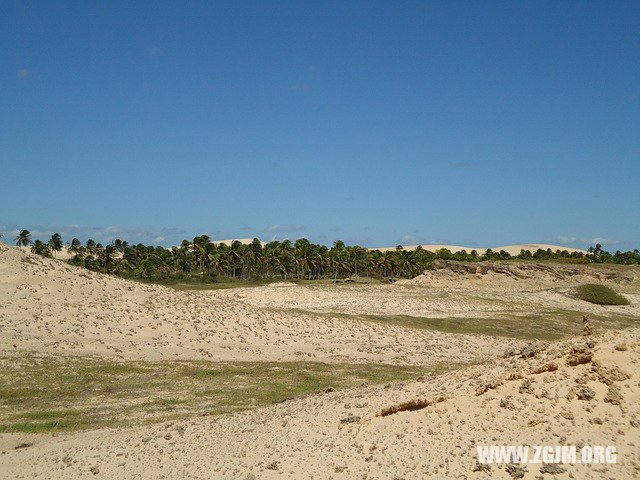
[0,243,515,366]
[2,242,639,479]
[1,327,638,479]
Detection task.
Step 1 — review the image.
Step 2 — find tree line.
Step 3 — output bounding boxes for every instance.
[11,229,640,282]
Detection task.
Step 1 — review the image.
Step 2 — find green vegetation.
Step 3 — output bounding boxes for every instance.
[48,232,63,256]
[575,284,631,306]
[0,355,441,433]
[13,229,640,283]
[30,239,52,257]
[348,310,638,341]
[14,229,32,246]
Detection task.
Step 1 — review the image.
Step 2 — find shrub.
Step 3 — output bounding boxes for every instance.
[575,284,630,306]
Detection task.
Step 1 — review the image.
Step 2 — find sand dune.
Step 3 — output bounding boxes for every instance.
[1,242,638,479]
[0,243,515,366]
[372,243,589,255]
[212,238,267,247]
[1,326,638,479]
[17,245,74,260]
[18,241,587,260]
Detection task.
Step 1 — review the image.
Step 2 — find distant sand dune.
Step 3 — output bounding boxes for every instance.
[371,243,589,255]
[18,241,586,259]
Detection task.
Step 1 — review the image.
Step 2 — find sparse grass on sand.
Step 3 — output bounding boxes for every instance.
[135,277,278,291]
[575,284,631,306]
[0,355,453,433]
[137,276,382,291]
[310,309,638,341]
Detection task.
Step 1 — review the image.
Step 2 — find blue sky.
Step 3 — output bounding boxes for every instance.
[1,1,639,250]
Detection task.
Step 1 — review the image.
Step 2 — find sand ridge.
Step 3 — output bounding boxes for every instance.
[0,243,517,366]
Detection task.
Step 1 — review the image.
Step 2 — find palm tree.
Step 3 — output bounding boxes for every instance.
[230,240,243,277]
[15,229,32,246]
[48,233,63,256]
[31,239,51,257]
[67,238,83,257]
[99,244,118,270]
[85,239,97,257]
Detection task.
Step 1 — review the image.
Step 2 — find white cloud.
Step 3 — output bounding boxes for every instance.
[589,237,616,245]
[557,236,578,243]
[546,235,624,249]
[266,224,306,233]
[0,224,186,246]
[400,234,418,244]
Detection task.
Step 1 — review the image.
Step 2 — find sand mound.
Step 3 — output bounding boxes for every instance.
[399,259,638,290]
[0,243,516,366]
[1,327,638,479]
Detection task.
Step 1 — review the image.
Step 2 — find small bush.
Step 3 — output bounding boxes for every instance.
[553,257,589,264]
[575,284,630,306]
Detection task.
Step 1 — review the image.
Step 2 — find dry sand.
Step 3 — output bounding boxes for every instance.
[372,243,589,255]
[1,243,639,479]
[2,328,638,479]
[0,243,516,366]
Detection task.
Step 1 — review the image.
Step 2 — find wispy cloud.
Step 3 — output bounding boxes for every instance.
[452,160,473,169]
[0,224,186,246]
[345,235,372,246]
[589,237,616,245]
[400,234,419,244]
[550,235,623,248]
[266,224,306,233]
[557,236,578,243]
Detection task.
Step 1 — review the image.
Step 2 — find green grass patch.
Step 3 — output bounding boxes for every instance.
[136,276,281,291]
[0,355,444,434]
[17,409,77,420]
[341,310,638,341]
[575,284,630,306]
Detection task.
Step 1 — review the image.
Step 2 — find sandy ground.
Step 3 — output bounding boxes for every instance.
[233,281,640,320]
[1,243,639,479]
[1,328,638,479]
[1,243,517,366]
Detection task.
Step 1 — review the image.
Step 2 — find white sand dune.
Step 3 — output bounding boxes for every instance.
[17,245,74,260]
[1,242,638,479]
[372,243,589,255]
[212,238,266,246]
[17,241,587,259]
[0,243,514,366]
